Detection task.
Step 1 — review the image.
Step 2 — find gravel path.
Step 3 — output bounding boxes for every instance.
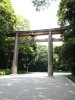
[0,72,75,100]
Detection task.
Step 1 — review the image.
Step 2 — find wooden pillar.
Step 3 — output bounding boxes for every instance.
[12,34,18,74]
[48,32,53,76]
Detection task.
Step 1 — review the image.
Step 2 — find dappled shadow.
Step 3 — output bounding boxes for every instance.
[0,72,75,100]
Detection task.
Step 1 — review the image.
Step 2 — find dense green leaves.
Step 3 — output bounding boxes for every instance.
[62,38,75,73]
[34,45,48,72]
[15,16,37,72]
[0,0,16,35]
[0,0,16,69]
[15,15,31,31]
[57,0,68,26]
[32,0,50,11]
[32,0,56,11]
[0,0,37,73]
[34,45,61,72]
[58,0,75,28]
[18,43,37,72]
[57,0,75,74]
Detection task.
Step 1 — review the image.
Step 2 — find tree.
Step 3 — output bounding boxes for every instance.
[18,42,37,72]
[53,46,61,71]
[13,16,37,73]
[57,0,75,74]
[0,0,16,69]
[32,0,50,11]
[0,0,16,37]
[15,15,31,31]
[32,0,56,11]
[61,39,75,73]
[0,0,37,73]
[34,45,48,72]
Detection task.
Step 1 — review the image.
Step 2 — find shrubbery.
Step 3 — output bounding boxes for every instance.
[0,69,11,76]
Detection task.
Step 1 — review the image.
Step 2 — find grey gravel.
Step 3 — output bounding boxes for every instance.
[0,72,75,100]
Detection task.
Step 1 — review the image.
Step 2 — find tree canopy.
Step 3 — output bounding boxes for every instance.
[0,0,37,73]
[0,0,16,36]
[34,45,48,72]
[0,0,16,69]
[57,0,75,74]
[15,15,31,31]
[32,0,56,11]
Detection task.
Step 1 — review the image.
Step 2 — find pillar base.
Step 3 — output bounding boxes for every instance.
[12,67,17,74]
[48,67,53,76]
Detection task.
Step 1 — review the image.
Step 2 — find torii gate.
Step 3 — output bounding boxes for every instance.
[8,27,66,76]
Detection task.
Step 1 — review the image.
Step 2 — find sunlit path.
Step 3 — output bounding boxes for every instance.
[0,72,75,100]
[0,72,71,78]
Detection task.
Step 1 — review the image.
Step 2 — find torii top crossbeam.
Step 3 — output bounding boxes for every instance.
[8,27,66,37]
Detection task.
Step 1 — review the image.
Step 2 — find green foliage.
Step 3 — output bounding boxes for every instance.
[57,0,68,26]
[0,69,11,75]
[0,0,36,73]
[34,45,62,72]
[13,15,37,72]
[53,46,62,71]
[15,15,31,31]
[57,0,75,74]
[68,75,75,82]
[32,0,55,11]
[0,0,16,69]
[18,42,37,72]
[0,0,16,35]
[58,0,75,28]
[5,69,11,75]
[0,69,5,75]
[15,17,37,72]
[61,38,75,74]
[34,45,48,72]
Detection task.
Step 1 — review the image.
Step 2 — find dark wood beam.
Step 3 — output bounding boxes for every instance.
[19,38,63,44]
[6,38,63,44]
[8,27,67,37]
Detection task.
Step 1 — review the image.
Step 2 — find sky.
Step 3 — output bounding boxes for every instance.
[10,0,60,30]
[10,0,62,46]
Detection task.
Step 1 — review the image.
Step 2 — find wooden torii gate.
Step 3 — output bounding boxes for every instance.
[8,27,66,76]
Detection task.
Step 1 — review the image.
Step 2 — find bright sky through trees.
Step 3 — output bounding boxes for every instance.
[10,0,62,46]
[10,0,60,30]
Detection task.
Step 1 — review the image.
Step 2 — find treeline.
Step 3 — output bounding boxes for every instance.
[0,0,36,74]
[57,0,75,75]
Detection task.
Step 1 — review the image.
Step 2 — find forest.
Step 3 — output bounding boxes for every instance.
[0,0,75,77]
